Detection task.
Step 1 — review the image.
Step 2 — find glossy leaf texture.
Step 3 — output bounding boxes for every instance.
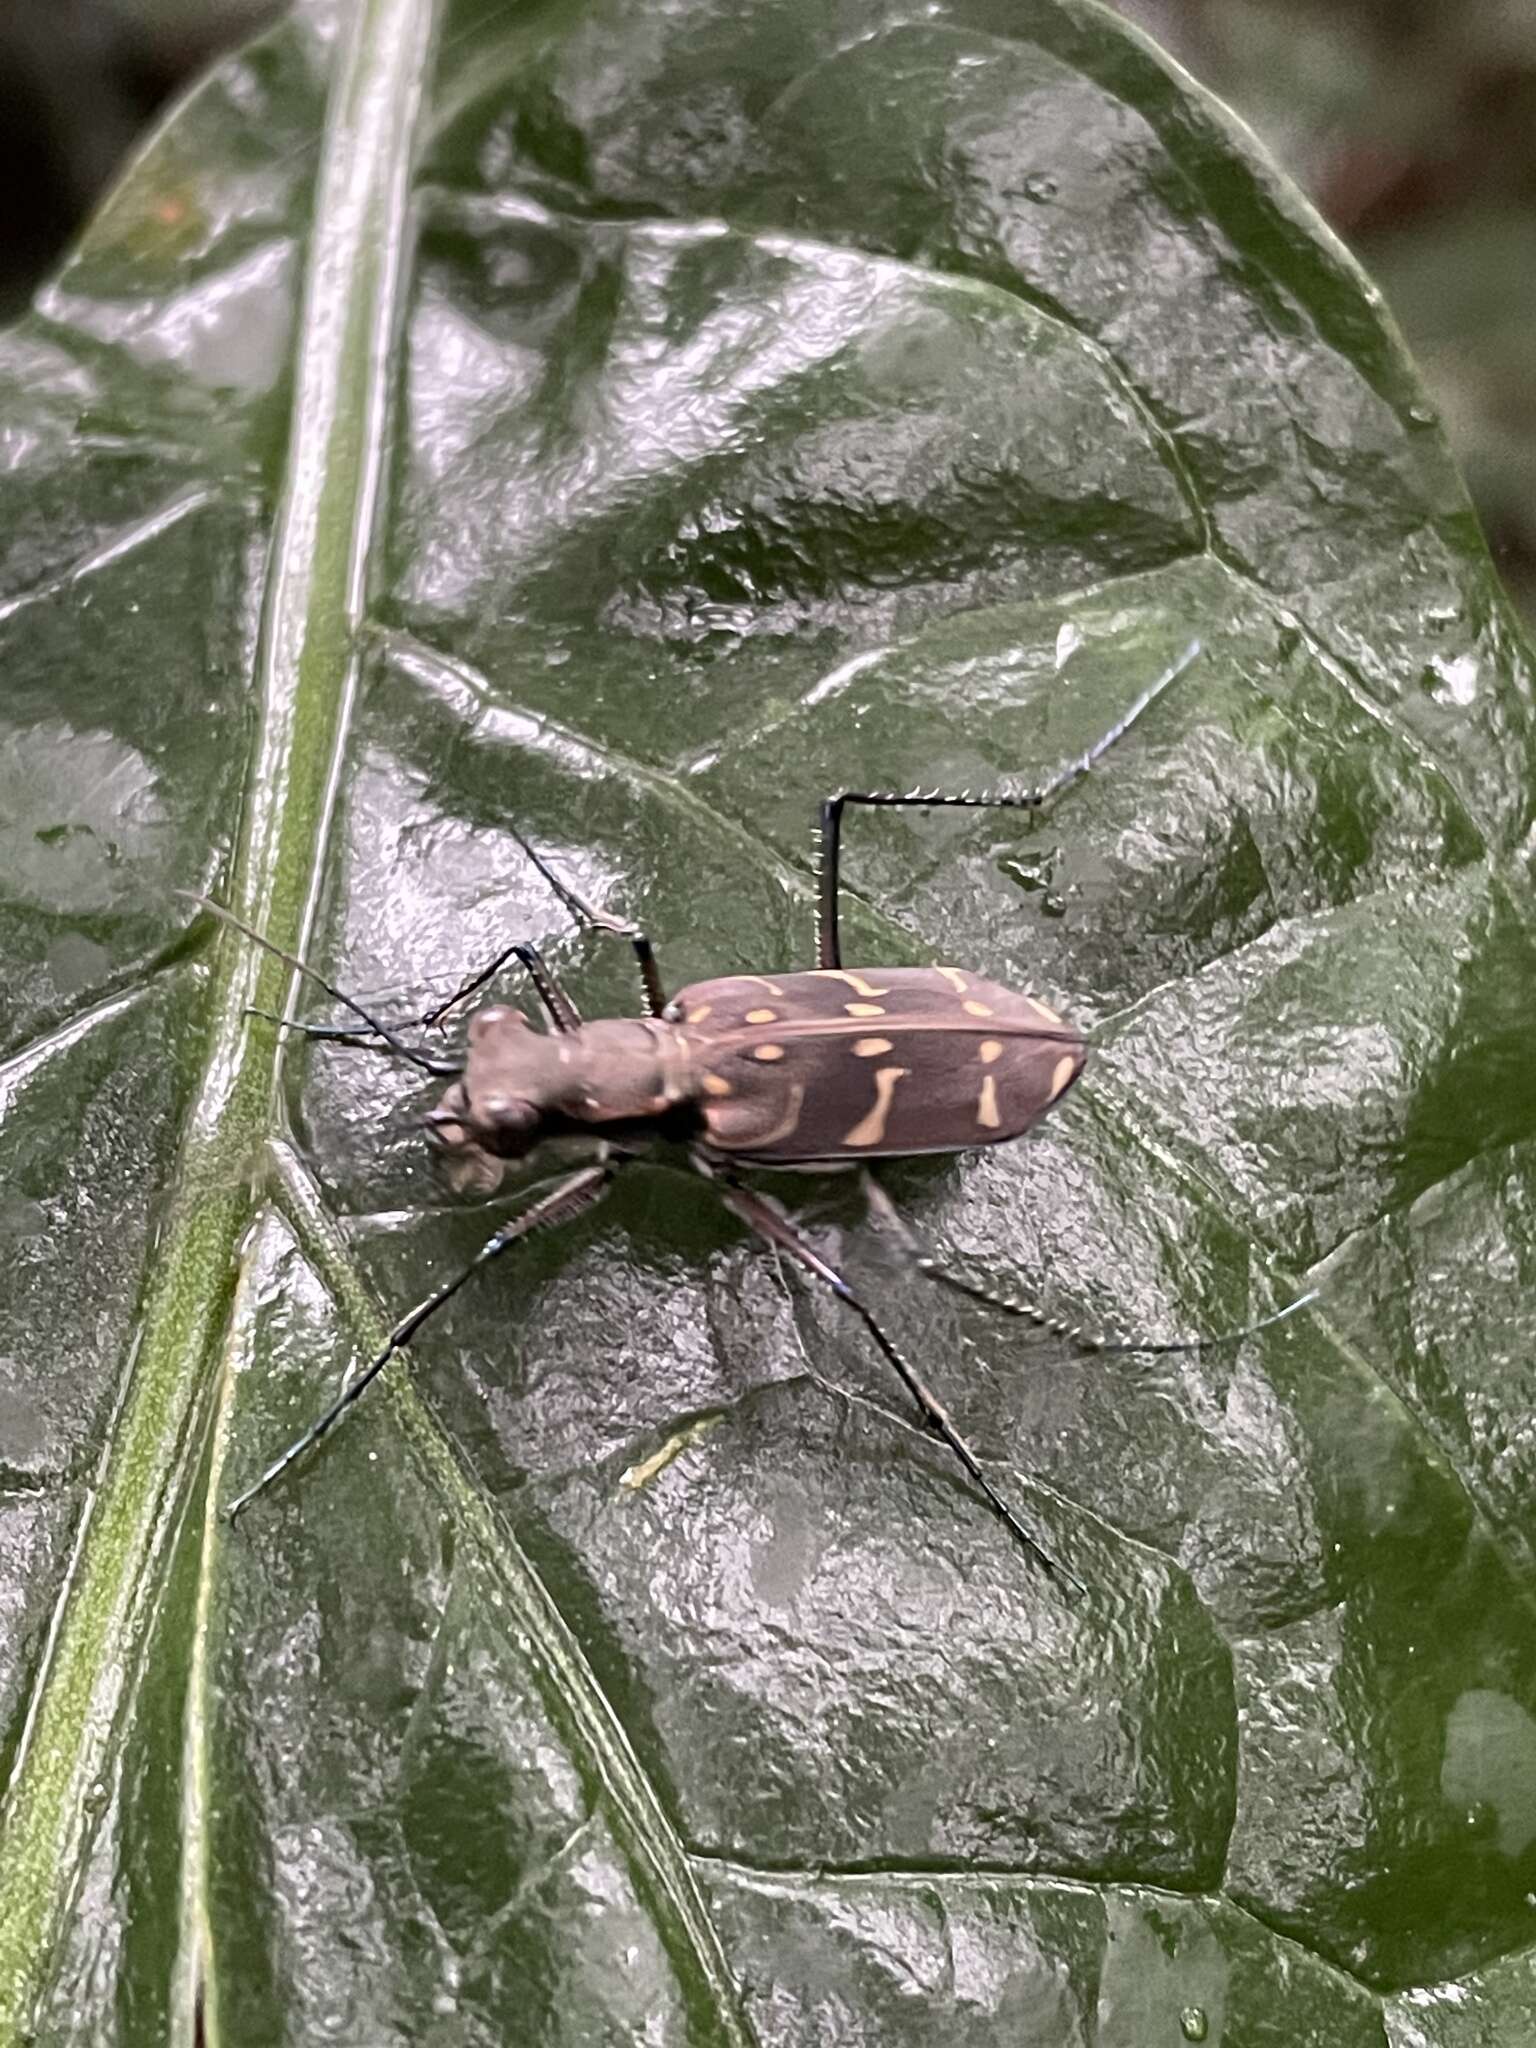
[1,0,1535,2041]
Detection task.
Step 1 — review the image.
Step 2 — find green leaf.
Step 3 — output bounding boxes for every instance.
[1,0,1534,2041]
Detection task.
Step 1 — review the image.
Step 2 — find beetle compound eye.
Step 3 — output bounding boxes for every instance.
[468,1004,529,1043]
[422,1111,475,1160]
[475,1094,541,1156]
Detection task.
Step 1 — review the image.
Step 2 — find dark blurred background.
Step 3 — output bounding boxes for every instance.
[4,0,1533,620]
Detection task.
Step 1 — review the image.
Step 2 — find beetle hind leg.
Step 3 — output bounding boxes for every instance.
[862,1173,1317,1357]
[701,1165,1085,1594]
[814,639,1201,967]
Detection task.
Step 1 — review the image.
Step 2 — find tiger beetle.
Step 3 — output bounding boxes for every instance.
[210,637,1315,1589]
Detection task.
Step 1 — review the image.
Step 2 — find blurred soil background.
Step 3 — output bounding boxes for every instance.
[4,0,1533,622]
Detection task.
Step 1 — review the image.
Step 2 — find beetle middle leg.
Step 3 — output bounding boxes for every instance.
[815,639,1201,967]
[861,1171,1315,1357]
[702,1168,1085,1594]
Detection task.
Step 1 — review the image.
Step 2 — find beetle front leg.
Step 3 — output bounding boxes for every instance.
[506,821,667,1016]
[815,640,1201,967]
[426,940,583,1033]
[256,938,583,1042]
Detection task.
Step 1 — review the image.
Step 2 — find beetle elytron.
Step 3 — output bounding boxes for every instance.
[215,639,1312,1589]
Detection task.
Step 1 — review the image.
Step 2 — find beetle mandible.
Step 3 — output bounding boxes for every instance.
[215,637,1313,1589]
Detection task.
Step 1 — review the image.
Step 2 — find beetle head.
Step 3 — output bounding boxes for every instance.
[425,1004,553,1191]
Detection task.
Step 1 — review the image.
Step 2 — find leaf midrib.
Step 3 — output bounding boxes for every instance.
[0,0,439,2031]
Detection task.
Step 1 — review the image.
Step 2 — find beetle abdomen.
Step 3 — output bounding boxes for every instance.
[671,966,1085,1166]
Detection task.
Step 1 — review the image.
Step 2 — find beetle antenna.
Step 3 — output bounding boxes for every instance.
[180,893,461,1077]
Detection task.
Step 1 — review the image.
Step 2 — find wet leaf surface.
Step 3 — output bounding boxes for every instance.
[0,1,1534,2042]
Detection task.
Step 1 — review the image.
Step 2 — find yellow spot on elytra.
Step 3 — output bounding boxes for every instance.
[813,970,890,996]
[853,1037,893,1056]
[935,966,968,993]
[753,1043,786,1061]
[977,1076,1001,1127]
[1028,997,1063,1025]
[687,1005,713,1023]
[979,1039,1003,1064]
[845,1002,886,1017]
[963,999,995,1017]
[745,1008,777,1023]
[843,1066,909,1146]
[1049,1054,1077,1098]
[703,1073,732,1096]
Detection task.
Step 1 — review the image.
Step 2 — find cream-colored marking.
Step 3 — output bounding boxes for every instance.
[963,999,995,1017]
[811,970,890,996]
[844,1001,886,1018]
[977,1076,1001,1128]
[853,1037,893,1056]
[739,976,785,996]
[1049,1054,1077,1098]
[703,1073,733,1096]
[753,1043,786,1061]
[1027,997,1063,1026]
[935,966,969,993]
[686,1005,713,1024]
[716,1082,805,1150]
[843,1066,910,1146]
[979,1039,1003,1064]
[745,1007,777,1023]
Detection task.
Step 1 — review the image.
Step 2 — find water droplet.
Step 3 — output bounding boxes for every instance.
[1423,652,1479,705]
[1408,403,1436,427]
[1023,172,1059,202]
[1180,2008,1208,2042]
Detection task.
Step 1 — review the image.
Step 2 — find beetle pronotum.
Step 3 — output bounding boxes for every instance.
[209,638,1313,1588]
